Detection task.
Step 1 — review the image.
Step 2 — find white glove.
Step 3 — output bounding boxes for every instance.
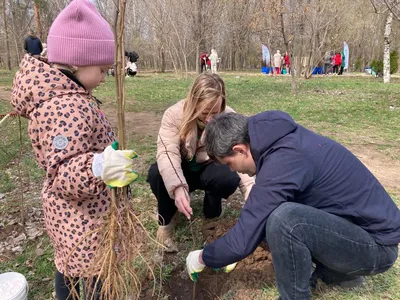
[186,250,205,282]
[92,142,138,187]
[222,262,238,273]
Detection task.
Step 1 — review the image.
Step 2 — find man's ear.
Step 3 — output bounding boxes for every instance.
[232,144,249,156]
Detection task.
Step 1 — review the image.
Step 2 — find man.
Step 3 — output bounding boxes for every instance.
[24,30,43,58]
[186,111,400,300]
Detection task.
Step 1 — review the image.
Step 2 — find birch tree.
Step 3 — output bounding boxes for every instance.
[2,0,11,70]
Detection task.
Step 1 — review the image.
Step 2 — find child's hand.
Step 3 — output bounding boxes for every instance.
[92,141,138,187]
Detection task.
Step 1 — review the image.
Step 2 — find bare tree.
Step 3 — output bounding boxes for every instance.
[2,0,11,70]
[383,11,393,82]
[0,0,399,73]
[33,0,43,39]
[370,0,400,83]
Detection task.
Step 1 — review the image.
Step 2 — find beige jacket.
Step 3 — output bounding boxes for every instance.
[156,100,254,199]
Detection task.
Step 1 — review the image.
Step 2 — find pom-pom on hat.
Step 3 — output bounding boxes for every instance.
[47,0,114,66]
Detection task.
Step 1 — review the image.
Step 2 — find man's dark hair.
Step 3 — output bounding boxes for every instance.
[205,112,250,160]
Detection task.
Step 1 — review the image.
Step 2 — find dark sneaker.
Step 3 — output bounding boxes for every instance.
[310,267,365,289]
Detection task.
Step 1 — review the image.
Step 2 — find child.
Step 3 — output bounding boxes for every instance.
[10,1,137,299]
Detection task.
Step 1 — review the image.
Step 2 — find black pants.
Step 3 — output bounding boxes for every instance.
[200,63,206,73]
[55,271,103,300]
[338,66,344,75]
[147,162,240,225]
[127,69,137,77]
[333,65,339,74]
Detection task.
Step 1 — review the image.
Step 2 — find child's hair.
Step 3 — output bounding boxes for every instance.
[179,73,226,140]
[47,0,114,67]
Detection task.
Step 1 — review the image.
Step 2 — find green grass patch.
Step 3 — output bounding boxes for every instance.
[0,236,55,299]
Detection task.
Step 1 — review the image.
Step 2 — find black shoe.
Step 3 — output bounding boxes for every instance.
[310,267,365,289]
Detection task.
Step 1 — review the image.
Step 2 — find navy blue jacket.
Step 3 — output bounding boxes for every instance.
[203,111,400,268]
[24,36,43,55]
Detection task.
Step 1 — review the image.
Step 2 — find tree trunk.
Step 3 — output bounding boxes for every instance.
[160,45,166,73]
[33,1,42,40]
[196,43,200,74]
[2,0,11,70]
[280,0,296,93]
[383,12,393,84]
[195,0,204,74]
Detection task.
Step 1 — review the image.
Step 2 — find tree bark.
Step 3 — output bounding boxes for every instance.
[280,0,296,92]
[383,12,393,83]
[160,45,166,73]
[33,1,43,40]
[195,0,204,74]
[2,0,11,70]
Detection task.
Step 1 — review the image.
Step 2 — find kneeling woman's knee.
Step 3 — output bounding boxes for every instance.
[147,163,162,185]
[203,164,240,197]
[215,172,240,198]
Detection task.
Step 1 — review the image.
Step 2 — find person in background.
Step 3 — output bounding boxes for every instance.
[200,52,208,73]
[323,51,331,75]
[24,30,43,58]
[209,49,219,74]
[126,57,137,77]
[283,51,290,75]
[273,50,282,75]
[333,52,342,74]
[338,51,345,75]
[147,73,254,252]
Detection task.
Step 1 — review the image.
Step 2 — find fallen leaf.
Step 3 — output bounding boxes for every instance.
[36,248,44,256]
[42,277,52,282]
[25,259,34,267]
[14,233,27,243]
[12,246,24,254]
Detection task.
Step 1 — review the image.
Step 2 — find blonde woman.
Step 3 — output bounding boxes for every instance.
[147,73,254,251]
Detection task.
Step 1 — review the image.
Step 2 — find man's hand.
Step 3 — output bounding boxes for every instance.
[174,186,192,219]
[213,262,238,273]
[186,250,205,282]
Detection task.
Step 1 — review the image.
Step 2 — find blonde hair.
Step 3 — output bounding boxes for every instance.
[179,73,226,140]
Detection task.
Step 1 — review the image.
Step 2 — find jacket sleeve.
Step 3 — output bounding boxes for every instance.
[33,99,109,201]
[24,39,28,52]
[156,108,188,199]
[202,148,312,268]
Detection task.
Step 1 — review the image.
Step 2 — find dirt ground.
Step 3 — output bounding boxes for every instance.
[157,217,275,300]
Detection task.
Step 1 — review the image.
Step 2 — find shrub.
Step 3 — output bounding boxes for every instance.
[390,50,398,74]
[371,59,383,74]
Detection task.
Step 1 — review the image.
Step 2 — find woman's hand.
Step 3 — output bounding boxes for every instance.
[174,186,192,219]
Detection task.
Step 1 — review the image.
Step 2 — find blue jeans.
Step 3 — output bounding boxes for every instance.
[266,202,398,300]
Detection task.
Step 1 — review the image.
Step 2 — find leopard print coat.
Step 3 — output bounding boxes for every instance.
[11,55,115,277]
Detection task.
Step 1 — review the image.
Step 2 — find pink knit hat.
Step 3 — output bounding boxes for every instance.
[47,0,114,66]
